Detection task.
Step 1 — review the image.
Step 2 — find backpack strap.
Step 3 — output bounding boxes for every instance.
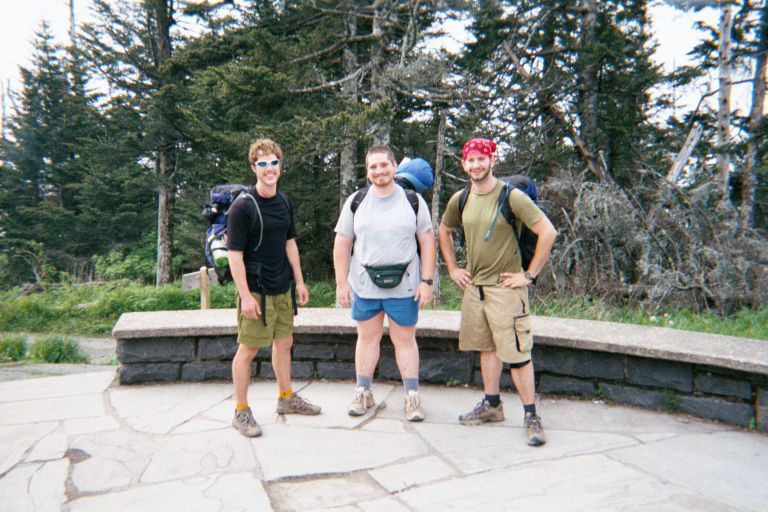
[457,183,471,220]
[498,182,521,241]
[230,191,263,252]
[404,189,419,215]
[350,186,369,214]
[456,184,472,246]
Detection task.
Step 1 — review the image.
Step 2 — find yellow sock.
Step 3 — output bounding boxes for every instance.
[279,389,293,399]
[236,402,249,411]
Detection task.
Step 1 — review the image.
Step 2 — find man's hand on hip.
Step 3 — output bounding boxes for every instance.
[499,271,531,288]
[448,267,472,289]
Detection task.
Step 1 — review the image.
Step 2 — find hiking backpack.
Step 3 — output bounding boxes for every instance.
[456,175,540,273]
[202,184,289,283]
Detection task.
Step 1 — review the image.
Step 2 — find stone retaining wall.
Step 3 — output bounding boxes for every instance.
[113,309,768,432]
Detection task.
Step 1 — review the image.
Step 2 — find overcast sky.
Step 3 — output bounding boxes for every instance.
[1,1,742,117]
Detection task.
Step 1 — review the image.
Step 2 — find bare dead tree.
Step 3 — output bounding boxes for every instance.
[717,1,734,197]
[740,1,768,230]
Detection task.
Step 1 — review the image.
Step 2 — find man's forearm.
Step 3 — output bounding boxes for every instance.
[286,239,305,286]
[437,224,459,271]
[332,235,352,285]
[418,230,437,279]
[228,251,251,298]
[527,218,558,278]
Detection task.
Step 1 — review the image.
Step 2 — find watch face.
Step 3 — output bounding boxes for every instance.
[422,279,433,285]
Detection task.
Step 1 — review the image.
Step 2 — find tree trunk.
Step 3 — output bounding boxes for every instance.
[69,0,77,47]
[579,0,598,153]
[370,0,390,146]
[431,110,446,303]
[156,149,175,286]
[150,0,176,285]
[340,3,359,207]
[740,3,768,230]
[717,2,734,197]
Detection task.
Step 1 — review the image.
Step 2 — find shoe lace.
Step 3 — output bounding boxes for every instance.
[526,413,542,431]
[292,395,311,410]
[406,392,421,409]
[240,408,257,427]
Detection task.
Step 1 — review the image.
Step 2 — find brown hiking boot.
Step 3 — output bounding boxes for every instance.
[347,386,375,416]
[404,390,426,422]
[276,394,321,415]
[524,412,546,446]
[458,400,505,425]
[232,407,262,437]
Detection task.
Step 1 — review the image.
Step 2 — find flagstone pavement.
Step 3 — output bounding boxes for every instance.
[0,370,766,511]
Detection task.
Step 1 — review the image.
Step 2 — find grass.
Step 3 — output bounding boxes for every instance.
[0,278,765,340]
[28,336,90,364]
[0,334,27,362]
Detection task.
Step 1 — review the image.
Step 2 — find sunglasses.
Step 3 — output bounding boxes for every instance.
[254,159,280,169]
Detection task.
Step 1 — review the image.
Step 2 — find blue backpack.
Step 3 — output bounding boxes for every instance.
[456,175,540,273]
[202,184,289,283]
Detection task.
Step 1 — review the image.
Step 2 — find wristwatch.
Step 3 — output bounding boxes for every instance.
[523,271,534,282]
[421,278,434,285]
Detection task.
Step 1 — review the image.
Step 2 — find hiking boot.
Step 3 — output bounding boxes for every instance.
[232,407,262,437]
[404,390,425,422]
[347,386,375,416]
[458,400,505,425]
[524,412,546,446]
[276,394,321,415]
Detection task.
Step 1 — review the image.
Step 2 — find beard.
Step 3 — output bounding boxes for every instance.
[468,165,491,183]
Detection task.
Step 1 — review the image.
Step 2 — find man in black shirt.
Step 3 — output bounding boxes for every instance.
[227,138,320,437]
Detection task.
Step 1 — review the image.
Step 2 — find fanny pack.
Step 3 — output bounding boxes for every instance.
[364,264,408,289]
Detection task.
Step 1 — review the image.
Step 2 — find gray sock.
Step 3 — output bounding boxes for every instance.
[356,374,373,390]
[403,377,419,393]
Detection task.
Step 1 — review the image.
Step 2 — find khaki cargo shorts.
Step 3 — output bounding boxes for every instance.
[459,285,533,364]
[236,290,294,348]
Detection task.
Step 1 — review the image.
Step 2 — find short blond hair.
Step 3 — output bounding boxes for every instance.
[248,138,284,165]
[365,145,396,168]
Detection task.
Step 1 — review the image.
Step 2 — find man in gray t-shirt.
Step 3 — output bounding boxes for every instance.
[333,146,436,422]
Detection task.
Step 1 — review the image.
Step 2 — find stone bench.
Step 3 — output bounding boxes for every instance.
[112,308,768,431]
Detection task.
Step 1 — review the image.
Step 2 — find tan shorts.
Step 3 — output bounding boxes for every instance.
[459,285,533,364]
[236,290,294,348]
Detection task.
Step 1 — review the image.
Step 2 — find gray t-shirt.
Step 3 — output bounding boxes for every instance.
[335,186,433,299]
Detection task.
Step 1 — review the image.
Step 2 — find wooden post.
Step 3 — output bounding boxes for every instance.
[199,266,211,310]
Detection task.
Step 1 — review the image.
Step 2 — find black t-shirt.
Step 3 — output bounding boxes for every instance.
[226,187,297,295]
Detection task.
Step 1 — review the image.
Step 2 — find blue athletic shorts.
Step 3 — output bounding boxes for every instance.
[351,293,418,327]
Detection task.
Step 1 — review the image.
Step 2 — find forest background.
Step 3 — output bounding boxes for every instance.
[0,0,766,329]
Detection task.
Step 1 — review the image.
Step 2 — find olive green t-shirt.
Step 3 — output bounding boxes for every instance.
[442,180,544,285]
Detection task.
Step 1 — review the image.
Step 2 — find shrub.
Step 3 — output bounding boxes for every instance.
[29,336,90,363]
[0,335,27,362]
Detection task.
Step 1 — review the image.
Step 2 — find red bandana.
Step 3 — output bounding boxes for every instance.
[462,138,497,160]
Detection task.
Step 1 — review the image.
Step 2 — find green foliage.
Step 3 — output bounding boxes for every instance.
[307,282,336,308]
[0,335,28,362]
[29,336,89,364]
[93,246,157,284]
[664,390,679,414]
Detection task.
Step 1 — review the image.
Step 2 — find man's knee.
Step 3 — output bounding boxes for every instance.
[234,343,259,362]
[272,336,293,352]
[508,359,532,370]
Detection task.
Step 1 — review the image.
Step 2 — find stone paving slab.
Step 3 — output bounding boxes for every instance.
[396,454,737,512]
[1,370,767,511]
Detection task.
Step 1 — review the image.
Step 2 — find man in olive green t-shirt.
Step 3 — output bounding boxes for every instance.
[438,138,557,446]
